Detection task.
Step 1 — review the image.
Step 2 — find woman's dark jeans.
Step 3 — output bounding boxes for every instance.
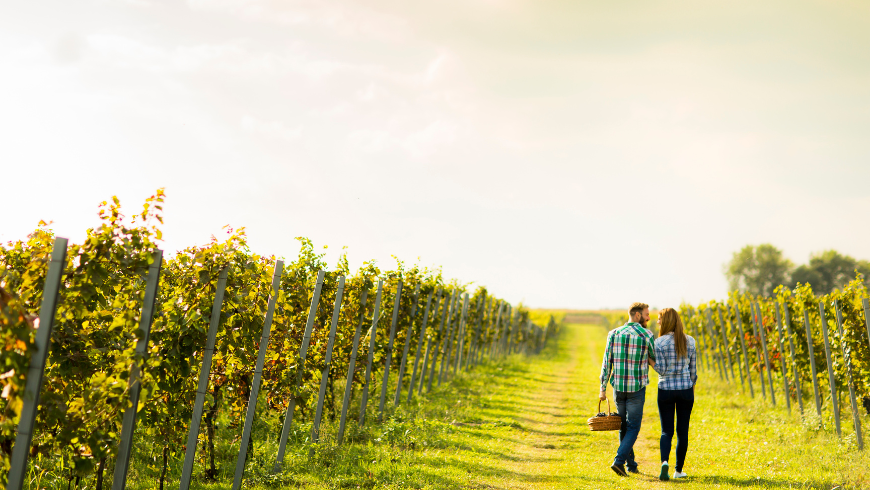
[657,387,694,472]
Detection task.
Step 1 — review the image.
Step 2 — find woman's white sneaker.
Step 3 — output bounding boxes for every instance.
[673,471,687,479]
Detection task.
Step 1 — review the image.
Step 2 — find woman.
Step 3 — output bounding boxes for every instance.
[651,308,697,481]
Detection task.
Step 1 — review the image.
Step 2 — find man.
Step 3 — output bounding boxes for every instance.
[599,302,656,477]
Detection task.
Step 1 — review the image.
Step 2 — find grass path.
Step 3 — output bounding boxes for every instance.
[178,321,868,489]
[394,321,868,489]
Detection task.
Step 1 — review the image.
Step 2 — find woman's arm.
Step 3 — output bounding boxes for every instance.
[689,340,698,386]
[651,341,665,375]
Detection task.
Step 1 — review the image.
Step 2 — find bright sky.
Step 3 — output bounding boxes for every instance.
[2,1,869,309]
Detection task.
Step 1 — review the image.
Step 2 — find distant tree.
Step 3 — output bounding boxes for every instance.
[724,244,793,297]
[790,250,870,294]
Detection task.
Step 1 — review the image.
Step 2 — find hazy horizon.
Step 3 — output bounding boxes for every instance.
[2,1,869,309]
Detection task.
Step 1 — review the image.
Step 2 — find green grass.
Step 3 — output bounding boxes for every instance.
[126,322,869,489]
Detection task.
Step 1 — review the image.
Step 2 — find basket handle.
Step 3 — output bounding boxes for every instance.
[597,397,612,414]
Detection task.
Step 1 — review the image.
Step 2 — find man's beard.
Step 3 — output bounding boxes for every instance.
[639,317,647,327]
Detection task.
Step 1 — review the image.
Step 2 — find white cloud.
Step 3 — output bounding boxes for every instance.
[2,0,869,309]
[186,0,411,41]
[241,115,302,141]
[404,120,459,158]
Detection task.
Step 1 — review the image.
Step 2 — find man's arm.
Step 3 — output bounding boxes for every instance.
[599,332,614,400]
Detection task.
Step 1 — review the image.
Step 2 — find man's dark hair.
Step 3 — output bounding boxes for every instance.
[629,302,649,318]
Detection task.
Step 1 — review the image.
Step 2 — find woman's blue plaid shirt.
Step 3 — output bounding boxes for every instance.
[651,333,698,390]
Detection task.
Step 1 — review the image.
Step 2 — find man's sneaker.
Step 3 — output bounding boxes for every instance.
[610,463,627,477]
[674,470,687,479]
[659,462,669,481]
[627,467,640,474]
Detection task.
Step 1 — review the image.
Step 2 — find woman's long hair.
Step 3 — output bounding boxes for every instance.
[658,308,687,358]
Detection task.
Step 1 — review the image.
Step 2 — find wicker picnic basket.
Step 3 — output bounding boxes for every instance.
[587,398,622,431]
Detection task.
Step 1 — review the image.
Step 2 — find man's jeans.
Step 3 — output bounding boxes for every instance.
[613,387,646,469]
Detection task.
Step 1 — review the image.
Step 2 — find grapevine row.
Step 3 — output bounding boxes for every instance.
[678,278,870,450]
[0,191,560,489]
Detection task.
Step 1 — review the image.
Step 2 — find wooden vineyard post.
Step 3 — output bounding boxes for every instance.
[724,305,745,390]
[711,309,726,379]
[427,292,449,392]
[755,303,775,406]
[180,266,229,490]
[394,284,420,406]
[717,306,736,381]
[444,293,460,375]
[407,290,435,403]
[453,295,466,371]
[425,292,449,394]
[6,237,68,490]
[687,311,704,372]
[803,307,823,417]
[498,302,508,358]
[528,325,534,354]
[465,294,481,370]
[337,287,368,445]
[522,319,529,355]
[485,299,495,358]
[863,298,870,354]
[508,310,519,355]
[687,311,703,372]
[834,300,863,450]
[705,308,725,381]
[490,301,504,359]
[701,313,713,374]
[734,303,754,398]
[443,292,461,381]
[275,270,325,471]
[359,280,384,426]
[500,302,510,357]
[818,301,841,437]
[438,291,458,386]
[475,297,491,367]
[517,311,524,355]
[311,276,346,450]
[453,293,471,376]
[750,303,767,401]
[502,306,511,356]
[714,308,730,380]
[486,299,497,358]
[454,294,470,374]
[113,250,164,490]
[774,302,791,414]
[516,316,523,355]
[500,304,509,356]
[232,261,283,490]
[524,319,532,355]
[378,279,402,422]
[464,295,477,369]
[782,304,804,415]
[698,311,723,374]
[471,295,487,368]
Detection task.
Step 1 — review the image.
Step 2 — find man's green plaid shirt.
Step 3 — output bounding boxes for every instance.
[599,322,656,393]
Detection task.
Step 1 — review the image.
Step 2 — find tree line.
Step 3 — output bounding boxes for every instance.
[724,244,870,297]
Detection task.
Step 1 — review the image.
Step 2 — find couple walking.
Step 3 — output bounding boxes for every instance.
[598,302,698,481]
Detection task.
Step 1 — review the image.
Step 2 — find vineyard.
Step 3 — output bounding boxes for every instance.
[678,279,870,450]
[0,191,560,490]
